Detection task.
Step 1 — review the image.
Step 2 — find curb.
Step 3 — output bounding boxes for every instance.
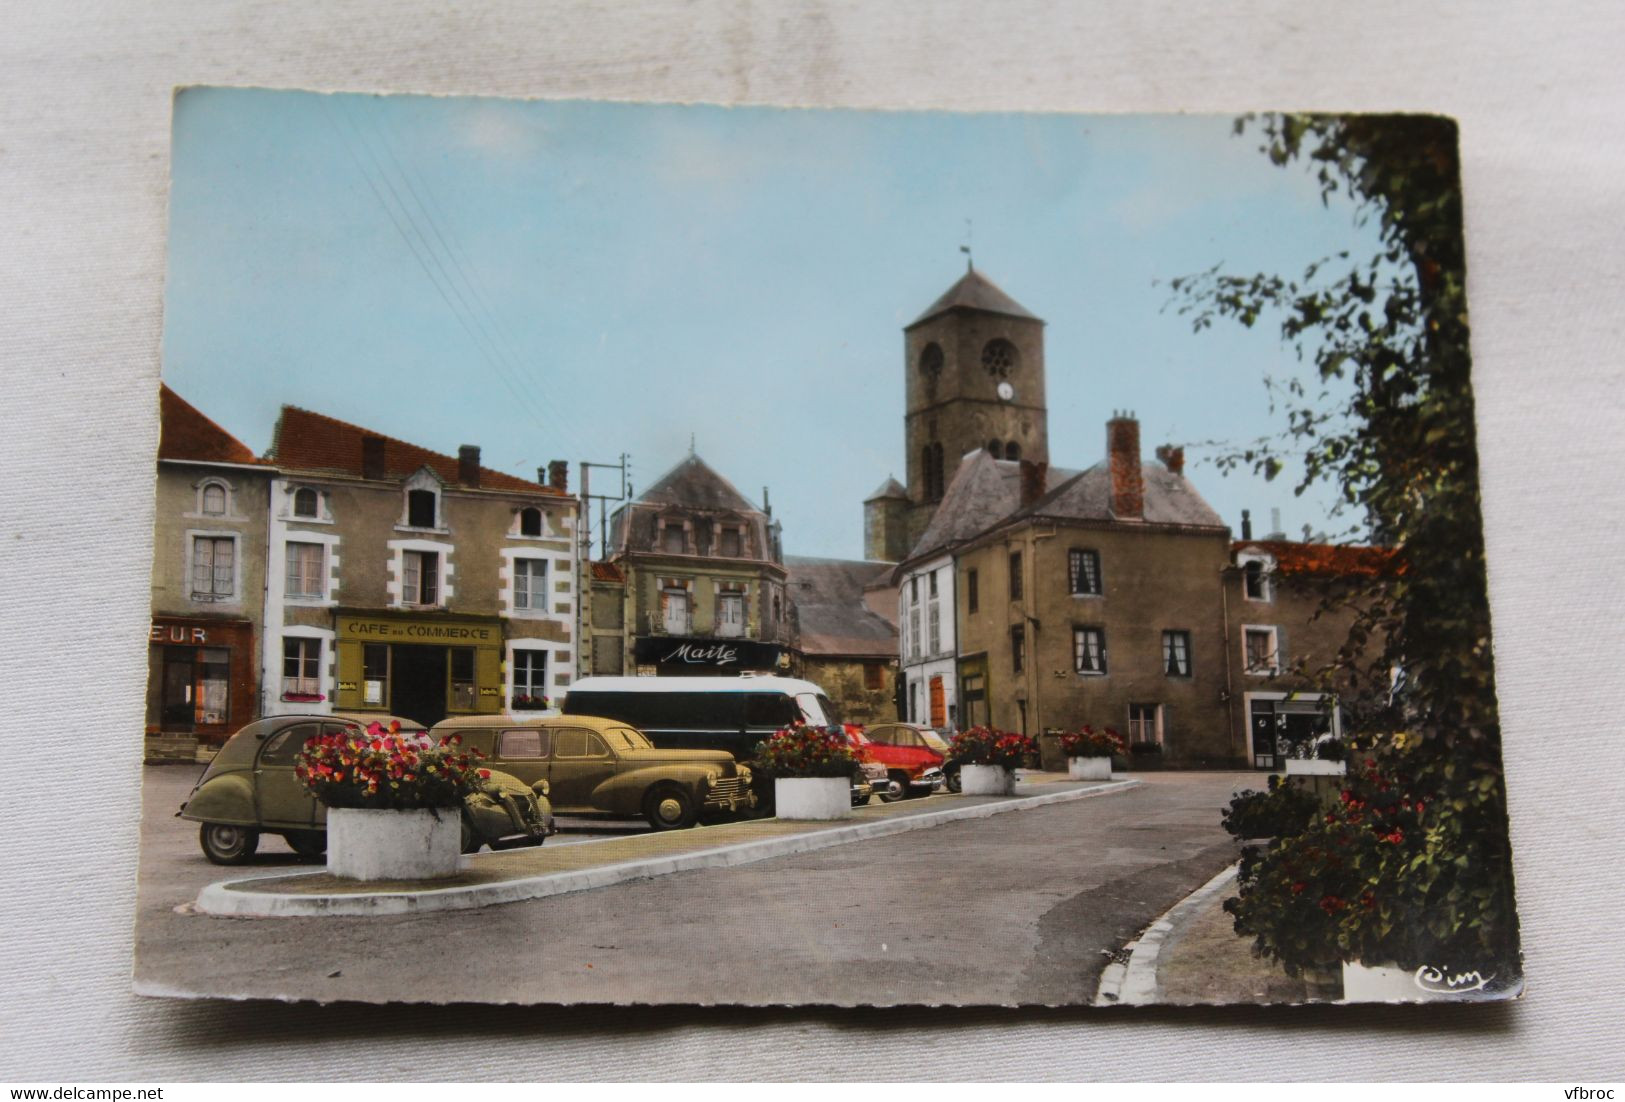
[1095,861,1238,1006]
[197,778,1143,918]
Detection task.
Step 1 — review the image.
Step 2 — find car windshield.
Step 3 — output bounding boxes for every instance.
[797,693,839,726]
[607,727,652,750]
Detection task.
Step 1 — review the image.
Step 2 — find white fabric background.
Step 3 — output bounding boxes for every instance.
[2,0,1622,1082]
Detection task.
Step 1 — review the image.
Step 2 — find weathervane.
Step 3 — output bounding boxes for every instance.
[961,217,973,271]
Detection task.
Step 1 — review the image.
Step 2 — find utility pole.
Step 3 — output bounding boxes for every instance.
[577,454,631,678]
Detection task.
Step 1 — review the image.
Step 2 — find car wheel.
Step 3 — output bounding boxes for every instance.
[945,768,962,794]
[879,772,908,803]
[852,792,872,807]
[200,823,259,866]
[643,785,698,831]
[284,830,326,860]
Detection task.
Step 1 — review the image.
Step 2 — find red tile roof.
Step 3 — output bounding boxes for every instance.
[590,561,625,583]
[157,385,261,465]
[1234,539,1402,577]
[269,405,563,495]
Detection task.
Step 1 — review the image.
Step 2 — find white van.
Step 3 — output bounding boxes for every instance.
[561,676,839,759]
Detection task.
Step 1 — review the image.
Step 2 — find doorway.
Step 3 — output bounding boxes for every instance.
[390,644,448,727]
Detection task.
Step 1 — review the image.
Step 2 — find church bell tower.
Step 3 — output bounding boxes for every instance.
[902,266,1049,544]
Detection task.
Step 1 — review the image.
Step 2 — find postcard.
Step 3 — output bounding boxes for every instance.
[134,89,1520,1007]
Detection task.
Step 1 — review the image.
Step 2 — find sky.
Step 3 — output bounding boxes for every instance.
[162,89,1388,559]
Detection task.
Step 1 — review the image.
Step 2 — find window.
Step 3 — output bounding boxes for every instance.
[927,572,941,654]
[1010,624,1025,673]
[773,593,782,623]
[1244,627,1279,675]
[982,338,1017,377]
[498,729,547,759]
[661,522,687,554]
[1009,550,1023,601]
[1068,548,1102,596]
[1005,441,1021,461]
[966,568,979,614]
[661,586,690,633]
[201,483,227,516]
[195,647,229,724]
[513,649,548,705]
[1129,703,1162,746]
[514,557,548,611]
[554,729,608,758]
[1162,630,1192,677]
[407,489,437,529]
[863,663,884,691]
[717,590,745,637]
[285,541,325,599]
[919,341,943,396]
[292,487,319,518]
[987,439,1003,459]
[282,637,321,698]
[261,723,318,766]
[403,550,439,606]
[362,644,389,706]
[907,582,921,660]
[1242,558,1272,601]
[519,507,543,537]
[190,536,235,601]
[1073,626,1107,675]
[719,527,742,557]
[450,647,475,711]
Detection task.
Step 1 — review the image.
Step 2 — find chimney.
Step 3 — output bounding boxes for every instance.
[458,445,481,488]
[547,460,568,492]
[1107,413,1143,519]
[1155,443,1185,476]
[1241,509,1253,540]
[1269,507,1285,540]
[361,435,386,481]
[1019,459,1048,507]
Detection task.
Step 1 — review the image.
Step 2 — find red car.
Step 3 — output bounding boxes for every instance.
[843,724,946,802]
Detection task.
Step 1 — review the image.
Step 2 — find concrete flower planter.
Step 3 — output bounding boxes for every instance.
[774,776,852,821]
[1341,960,1499,1002]
[1068,755,1112,781]
[1285,759,1347,776]
[327,807,462,881]
[961,764,1016,796]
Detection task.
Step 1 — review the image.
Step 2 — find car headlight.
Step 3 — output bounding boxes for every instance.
[533,779,550,797]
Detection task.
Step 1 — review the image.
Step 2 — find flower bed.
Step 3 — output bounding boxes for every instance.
[294,720,491,810]
[752,723,858,778]
[1056,726,1126,759]
[948,727,1036,771]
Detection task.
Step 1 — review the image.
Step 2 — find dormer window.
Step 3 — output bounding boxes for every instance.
[519,507,543,537]
[719,526,742,558]
[407,489,436,529]
[1239,553,1275,602]
[293,487,319,519]
[660,521,687,554]
[201,483,227,516]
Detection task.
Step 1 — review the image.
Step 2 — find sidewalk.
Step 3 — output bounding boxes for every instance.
[1104,858,1341,1005]
[196,773,1137,918]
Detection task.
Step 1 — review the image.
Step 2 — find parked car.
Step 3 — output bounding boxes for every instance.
[844,724,946,801]
[178,713,553,865]
[430,714,755,831]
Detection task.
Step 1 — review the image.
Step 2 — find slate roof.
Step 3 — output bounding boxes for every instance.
[904,451,1084,565]
[636,454,759,512]
[1233,539,1400,578]
[785,555,899,658]
[1017,462,1226,529]
[267,405,558,495]
[864,476,908,502]
[908,267,1043,328]
[157,385,261,466]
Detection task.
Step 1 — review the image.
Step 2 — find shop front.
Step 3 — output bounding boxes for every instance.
[146,616,257,745]
[333,611,505,728]
[632,634,790,677]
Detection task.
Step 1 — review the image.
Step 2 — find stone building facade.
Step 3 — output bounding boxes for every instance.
[784,556,899,727]
[260,405,578,728]
[603,454,793,676]
[147,385,273,758]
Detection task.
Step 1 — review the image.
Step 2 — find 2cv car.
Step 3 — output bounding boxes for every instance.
[428,714,755,830]
[178,712,554,865]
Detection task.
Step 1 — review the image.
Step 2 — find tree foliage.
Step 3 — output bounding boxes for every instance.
[1171,114,1519,979]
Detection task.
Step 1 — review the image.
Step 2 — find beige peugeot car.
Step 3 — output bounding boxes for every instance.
[430,714,754,830]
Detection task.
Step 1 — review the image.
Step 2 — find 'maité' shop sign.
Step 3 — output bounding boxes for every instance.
[337,615,499,644]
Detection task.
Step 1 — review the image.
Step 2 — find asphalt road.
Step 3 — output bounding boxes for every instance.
[135,764,1252,1007]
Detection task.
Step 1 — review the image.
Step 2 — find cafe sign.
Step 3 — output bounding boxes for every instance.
[338,615,499,644]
